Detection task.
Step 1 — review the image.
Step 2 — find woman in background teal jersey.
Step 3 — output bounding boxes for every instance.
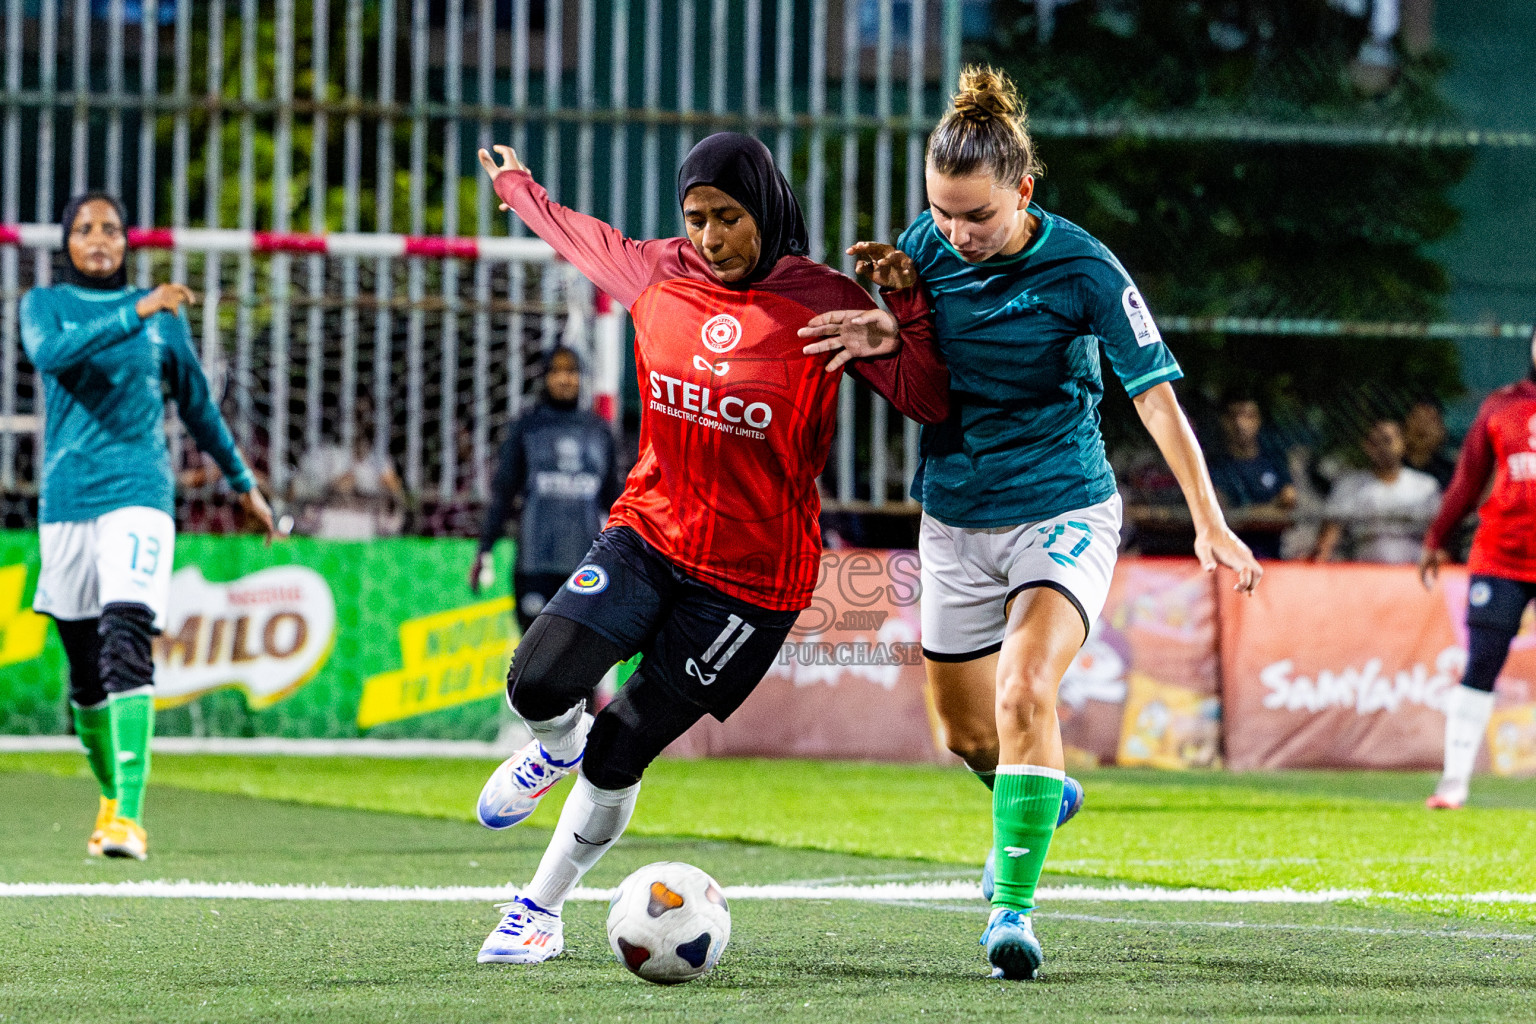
[806,67,1263,980]
[21,193,274,861]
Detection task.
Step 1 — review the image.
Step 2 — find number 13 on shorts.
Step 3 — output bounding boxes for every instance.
[97,506,177,629]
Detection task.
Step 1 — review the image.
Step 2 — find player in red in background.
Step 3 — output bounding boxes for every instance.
[1420,325,1536,809]
[467,133,949,965]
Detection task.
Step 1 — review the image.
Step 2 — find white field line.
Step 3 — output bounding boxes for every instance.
[891,906,1536,942]
[1040,911,1536,942]
[3,880,1536,905]
[0,735,530,759]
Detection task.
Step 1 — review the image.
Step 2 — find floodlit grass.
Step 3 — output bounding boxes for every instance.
[3,767,1536,1024]
[5,752,1535,912]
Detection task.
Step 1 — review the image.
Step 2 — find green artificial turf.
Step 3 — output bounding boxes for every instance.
[3,769,1536,1024]
[4,752,1534,912]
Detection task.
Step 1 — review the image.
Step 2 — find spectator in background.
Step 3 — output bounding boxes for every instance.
[1313,417,1440,563]
[1208,390,1296,559]
[470,346,623,632]
[1403,396,1457,490]
[291,404,405,539]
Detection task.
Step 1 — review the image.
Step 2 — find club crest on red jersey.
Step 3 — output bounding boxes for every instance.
[700,313,743,354]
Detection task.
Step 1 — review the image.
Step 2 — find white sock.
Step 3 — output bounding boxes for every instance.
[523,703,593,766]
[523,773,640,912]
[1441,685,1496,786]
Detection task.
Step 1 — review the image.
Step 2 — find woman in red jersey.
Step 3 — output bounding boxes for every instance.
[1420,326,1536,809]
[467,133,949,965]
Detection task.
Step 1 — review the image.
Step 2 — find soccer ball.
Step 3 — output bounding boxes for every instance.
[606,861,731,985]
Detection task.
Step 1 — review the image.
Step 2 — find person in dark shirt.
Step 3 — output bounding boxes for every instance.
[1404,396,1458,491]
[1208,391,1295,560]
[469,346,623,631]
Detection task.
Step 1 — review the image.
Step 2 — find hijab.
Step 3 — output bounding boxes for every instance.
[676,132,808,288]
[541,345,581,412]
[59,192,129,291]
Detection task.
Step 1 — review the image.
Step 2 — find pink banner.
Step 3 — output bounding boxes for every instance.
[1220,564,1536,772]
[667,553,1221,767]
[663,553,1536,775]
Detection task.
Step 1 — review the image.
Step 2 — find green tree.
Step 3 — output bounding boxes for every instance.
[977,0,1471,442]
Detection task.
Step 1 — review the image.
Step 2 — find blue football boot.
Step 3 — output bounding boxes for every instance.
[981,907,1043,980]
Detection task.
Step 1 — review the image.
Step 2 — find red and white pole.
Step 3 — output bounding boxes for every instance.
[0,224,558,262]
[591,290,626,428]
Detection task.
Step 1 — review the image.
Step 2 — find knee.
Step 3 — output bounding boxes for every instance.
[505,615,618,722]
[996,666,1056,734]
[582,713,645,791]
[936,717,999,769]
[505,652,569,722]
[56,617,105,706]
[99,603,155,695]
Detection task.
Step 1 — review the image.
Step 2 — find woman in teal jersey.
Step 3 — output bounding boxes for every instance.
[21,193,274,861]
[806,67,1263,980]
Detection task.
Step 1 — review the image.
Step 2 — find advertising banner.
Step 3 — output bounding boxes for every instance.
[667,554,1220,767]
[4,526,1533,778]
[665,548,943,762]
[0,531,519,740]
[1219,564,1536,773]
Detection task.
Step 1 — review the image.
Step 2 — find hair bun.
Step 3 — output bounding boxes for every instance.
[952,65,1019,123]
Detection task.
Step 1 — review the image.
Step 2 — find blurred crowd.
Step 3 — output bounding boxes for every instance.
[158,376,1474,565]
[1116,389,1462,564]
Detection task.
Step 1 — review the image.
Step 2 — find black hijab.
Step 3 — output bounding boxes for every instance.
[676,133,808,288]
[59,192,129,291]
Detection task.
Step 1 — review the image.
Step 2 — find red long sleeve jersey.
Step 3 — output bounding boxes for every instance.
[1425,379,1536,582]
[494,170,949,610]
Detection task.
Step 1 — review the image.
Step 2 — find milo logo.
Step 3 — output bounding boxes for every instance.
[152,565,336,709]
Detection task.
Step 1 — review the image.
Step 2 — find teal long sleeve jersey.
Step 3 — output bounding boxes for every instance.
[20,284,254,524]
[895,206,1183,528]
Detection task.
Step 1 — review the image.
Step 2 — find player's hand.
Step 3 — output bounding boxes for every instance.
[1419,547,1450,590]
[135,283,197,320]
[469,551,490,594]
[798,308,900,372]
[238,488,277,546]
[1195,523,1263,594]
[846,242,916,291]
[478,145,530,211]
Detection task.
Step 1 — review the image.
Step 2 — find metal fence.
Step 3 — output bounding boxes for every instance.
[1,0,1531,531]
[0,0,981,521]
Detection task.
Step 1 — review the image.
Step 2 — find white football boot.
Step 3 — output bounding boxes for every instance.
[478,896,564,964]
[1426,777,1469,810]
[476,738,582,829]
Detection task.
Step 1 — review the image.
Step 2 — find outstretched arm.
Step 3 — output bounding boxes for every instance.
[843,287,950,425]
[797,243,950,425]
[480,145,658,310]
[160,314,275,541]
[1134,382,1263,593]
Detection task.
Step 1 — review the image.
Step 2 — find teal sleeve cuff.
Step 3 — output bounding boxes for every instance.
[1123,364,1183,397]
[229,469,257,494]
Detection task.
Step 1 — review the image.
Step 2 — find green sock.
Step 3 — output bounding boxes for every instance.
[972,769,996,792]
[991,767,1065,912]
[72,701,117,800]
[109,692,154,822]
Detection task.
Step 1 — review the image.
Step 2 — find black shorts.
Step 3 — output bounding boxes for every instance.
[540,526,800,721]
[1466,574,1536,632]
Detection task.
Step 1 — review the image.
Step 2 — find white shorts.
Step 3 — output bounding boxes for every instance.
[33,506,177,630]
[919,494,1121,661]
